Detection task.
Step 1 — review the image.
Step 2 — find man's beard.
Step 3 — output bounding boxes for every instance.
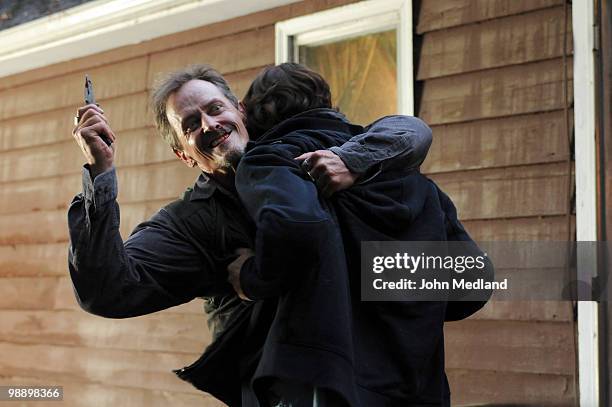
[213,144,244,172]
[225,148,243,169]
[192,131,245,173]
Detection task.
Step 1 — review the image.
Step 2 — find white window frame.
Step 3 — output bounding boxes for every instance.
[275,0,413,116]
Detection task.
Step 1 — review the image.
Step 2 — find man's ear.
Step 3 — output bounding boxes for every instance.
[173,148,196,168]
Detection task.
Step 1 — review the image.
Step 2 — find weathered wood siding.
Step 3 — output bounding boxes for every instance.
[417,0,576,405]
[0,0,576,405]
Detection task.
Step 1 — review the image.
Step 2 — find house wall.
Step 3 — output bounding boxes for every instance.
[417,0,576,405]
[0,0,577,405]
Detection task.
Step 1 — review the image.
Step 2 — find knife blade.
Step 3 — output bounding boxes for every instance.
[84,74,112,146]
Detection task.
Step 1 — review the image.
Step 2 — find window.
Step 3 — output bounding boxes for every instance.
[276,0,413,125]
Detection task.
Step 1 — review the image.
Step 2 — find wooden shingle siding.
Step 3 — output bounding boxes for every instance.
[0,243,68,277]
[422,111,571,173]
[146,27,275,87]
[418,6,571,79]
[430,162,571,220]
[446,320,575,375]
[448,369,573,406]
[0,342,202,393]
[417,0,576,404]
[420,58,572,125]
[464,215,574,241]
[417,0,564,33]
[0,57,149,121]
[470,301,572,322]
[0,310,212,352]
[0,92,150,152]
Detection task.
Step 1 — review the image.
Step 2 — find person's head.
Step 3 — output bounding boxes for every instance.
[242,63,333,139]
[151,64,249,175]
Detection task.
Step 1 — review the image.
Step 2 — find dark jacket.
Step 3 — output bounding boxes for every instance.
[236,109,491,406]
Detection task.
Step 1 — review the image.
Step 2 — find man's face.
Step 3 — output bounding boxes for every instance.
[166,79,249,175]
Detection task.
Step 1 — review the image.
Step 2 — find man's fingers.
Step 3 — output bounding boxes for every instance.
[78,108,110,127]
[297,151,325,172]
[295,152,314,162]
[296,151,354,196]
[227,249,254,301]
[309,162,328,180]
[77,104,104,118]
[73,107,112,144]
[78,114,111,134]
[78,121,116,144]
[71,106,116,177]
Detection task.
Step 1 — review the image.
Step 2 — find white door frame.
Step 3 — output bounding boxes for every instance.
[573,0,601,405]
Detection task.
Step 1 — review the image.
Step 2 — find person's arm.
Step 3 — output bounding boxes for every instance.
[68,167,217,318]
[234,141,340,300]
[297,115,433,196]
[332,115,432,174]
[68,105,214,318]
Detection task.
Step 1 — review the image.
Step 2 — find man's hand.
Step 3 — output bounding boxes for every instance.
[227,248,254,301]
[295,150,359,198]
[72,104,116,179]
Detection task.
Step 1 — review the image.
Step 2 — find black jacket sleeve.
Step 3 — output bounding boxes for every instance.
[67,166,214,318]
[235,142,338,300]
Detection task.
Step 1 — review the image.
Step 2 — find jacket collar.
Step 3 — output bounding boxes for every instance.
[189,172,217,201]
[189,171,241,202]
[254,108,362,144]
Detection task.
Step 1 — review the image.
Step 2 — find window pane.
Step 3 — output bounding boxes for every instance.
[299,29,397,126]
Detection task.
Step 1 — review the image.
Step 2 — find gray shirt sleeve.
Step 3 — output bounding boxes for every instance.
[67,166,211,318]
[328,115,432,175]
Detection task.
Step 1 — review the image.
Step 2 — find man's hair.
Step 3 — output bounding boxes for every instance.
[242,63,333,139]
[150,64,239,151]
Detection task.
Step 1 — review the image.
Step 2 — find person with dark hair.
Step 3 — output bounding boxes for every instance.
[231,63,492,406]
[67,63,435,406]
[242,63,334,140]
